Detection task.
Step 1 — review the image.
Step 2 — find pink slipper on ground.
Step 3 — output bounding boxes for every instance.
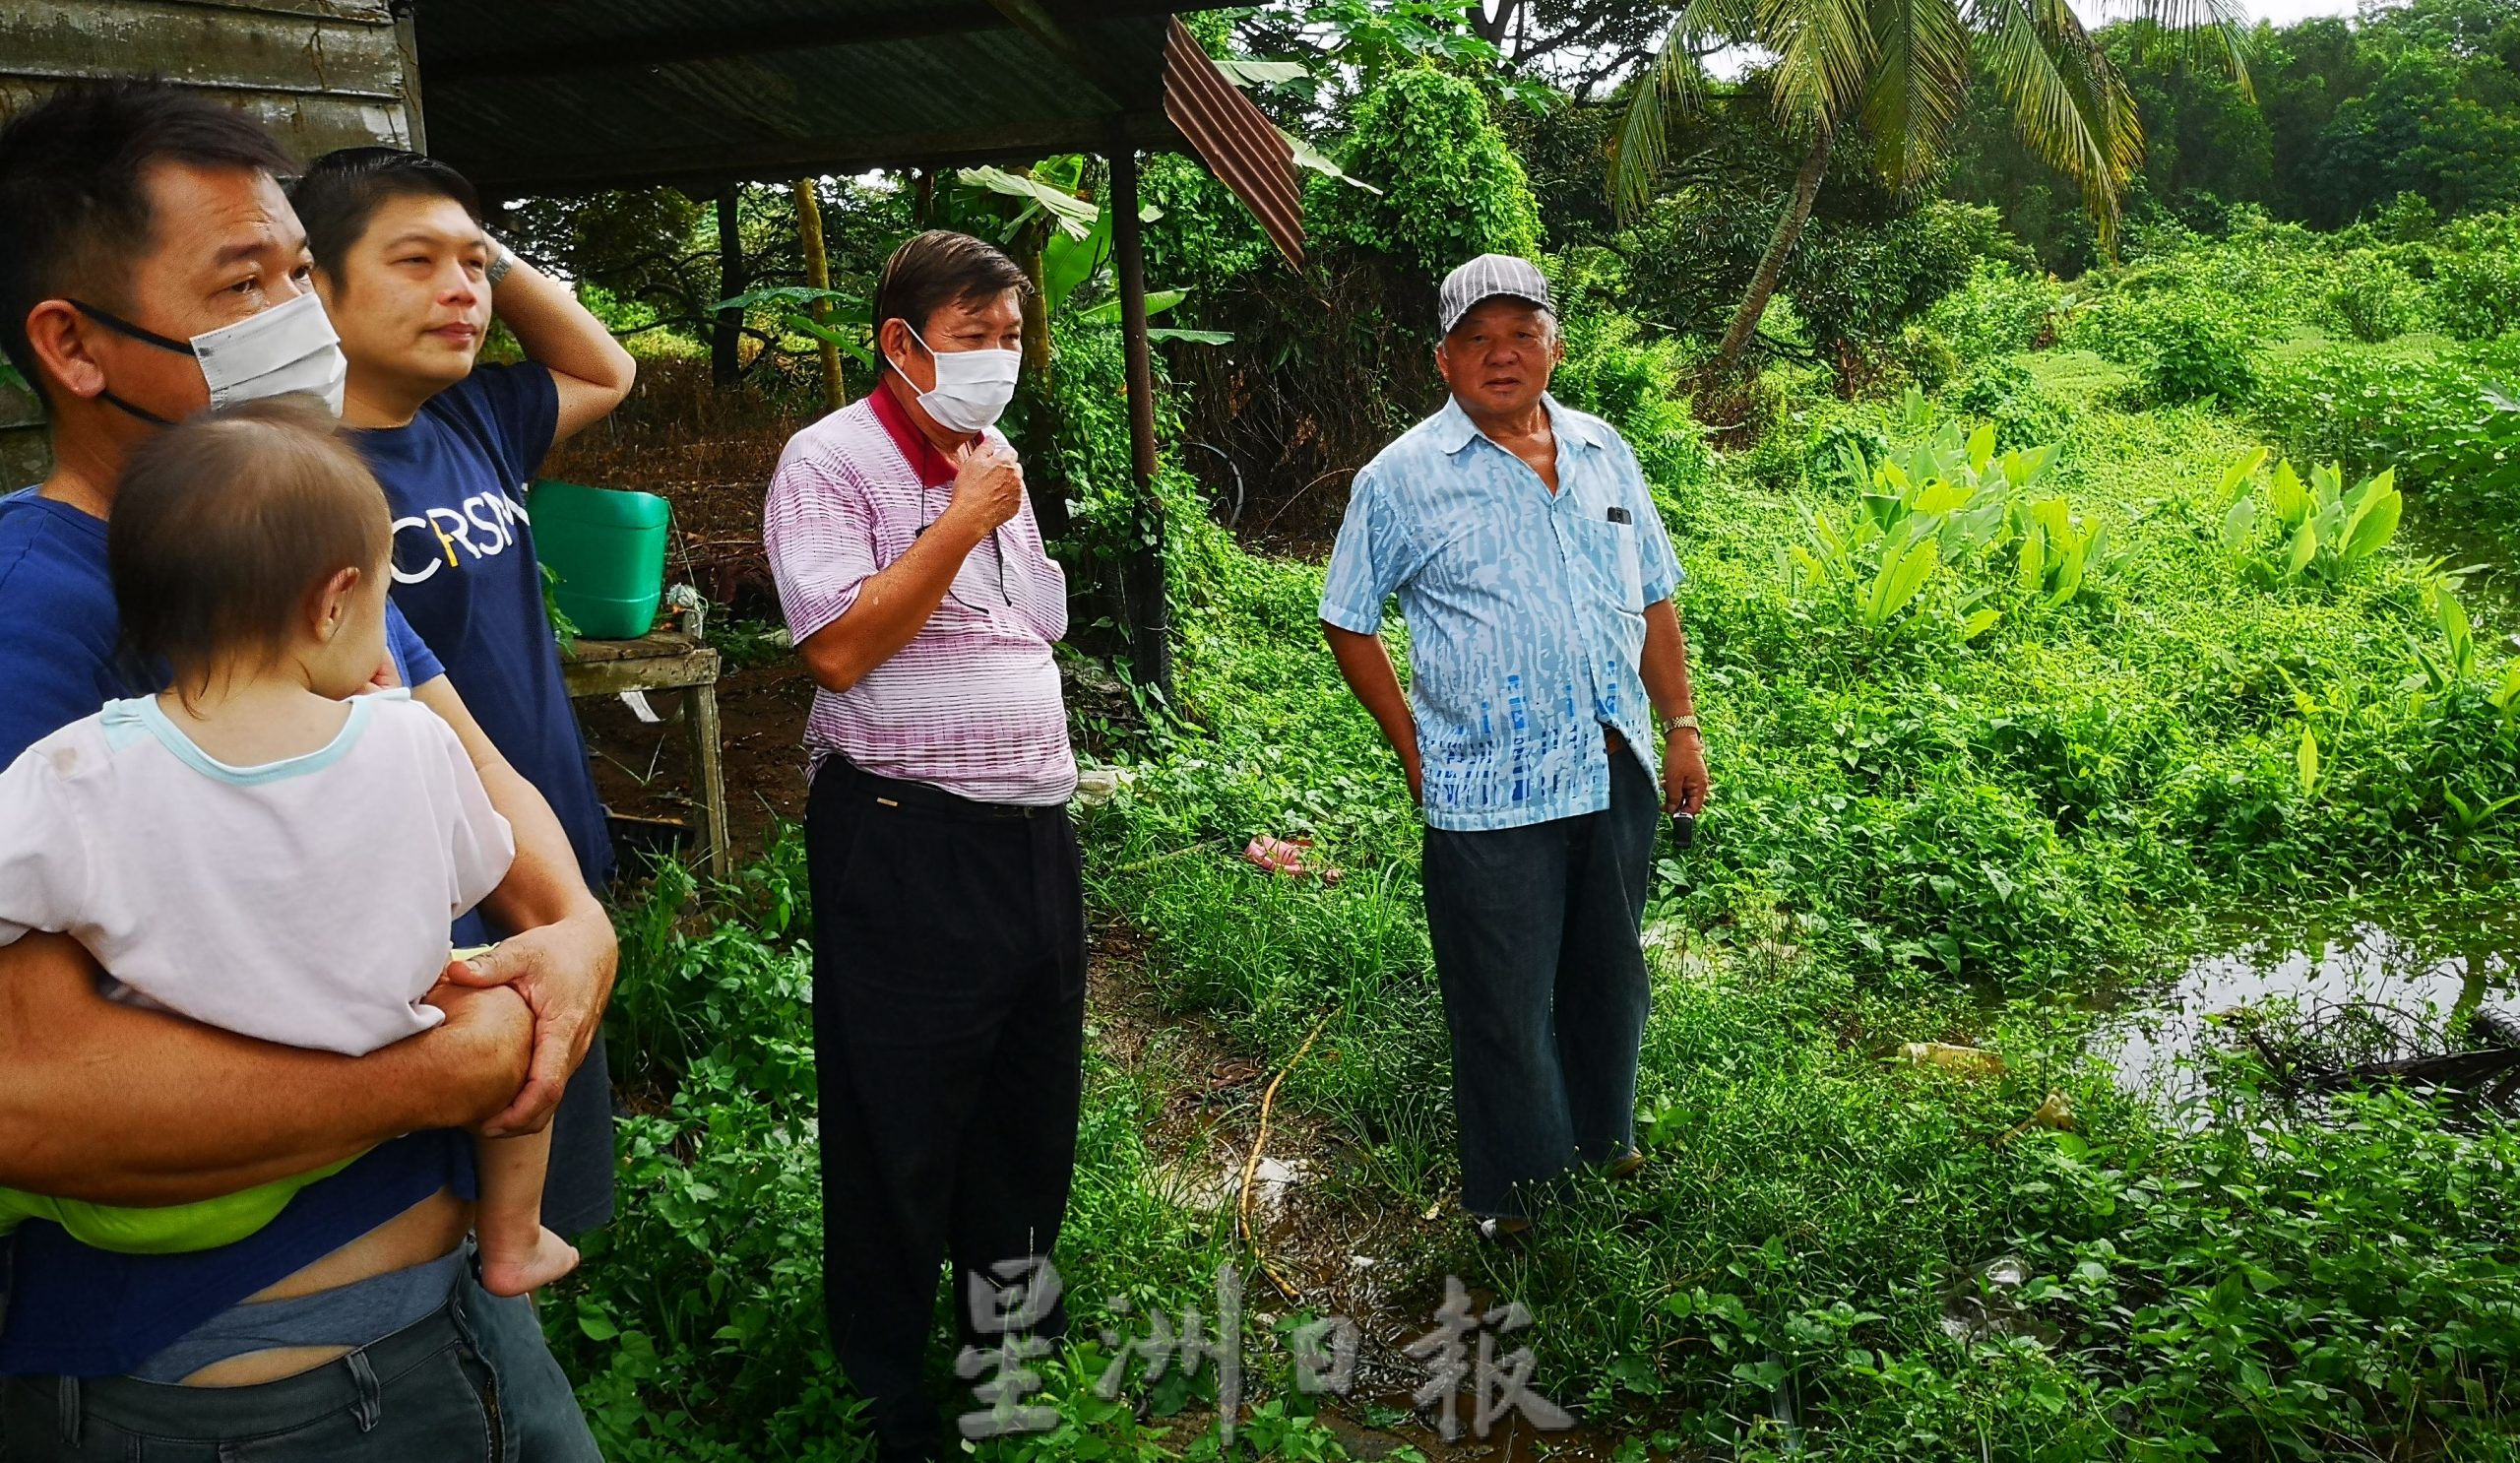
[1243,835,1344,886]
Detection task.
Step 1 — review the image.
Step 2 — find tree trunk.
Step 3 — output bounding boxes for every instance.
[1469,0,1522,47]
[791,178,845,414]
[1015,214,1052,388]
[1712,127,1835,378]
[1107,146,1172,703]
[712,184,746,387]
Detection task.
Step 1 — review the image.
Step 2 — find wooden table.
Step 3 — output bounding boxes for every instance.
[560,629,730,878]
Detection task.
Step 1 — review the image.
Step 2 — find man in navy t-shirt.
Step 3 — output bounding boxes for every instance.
[292,149,639,1238]
[0,82,612,1457]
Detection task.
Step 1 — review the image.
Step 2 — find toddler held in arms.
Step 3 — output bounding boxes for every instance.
[0,398,577,1298]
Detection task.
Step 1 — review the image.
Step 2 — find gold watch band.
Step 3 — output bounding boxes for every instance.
[1659,713,1700,737]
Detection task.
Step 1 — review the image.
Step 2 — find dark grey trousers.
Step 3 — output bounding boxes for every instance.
[1421,745,1659,1220]
[0,1255,600,1461]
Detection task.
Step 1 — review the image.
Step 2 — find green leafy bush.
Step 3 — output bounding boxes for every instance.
[2251,345,2520,532]
[1546,259,1714,500]
[1310,66,1543,286]
[1925,261,2065,359]
[2141,307,2261,406]
[1801,413,1892,493]
[1951,357,2075,443]
[1889,322,1961,395]
[2428,210,2520,341]
[1623,194,2008,392]
[1788,202,2014,386]
[2326,249,2424,342]
[2214,449,2406,587]
[1788,418,2110,636]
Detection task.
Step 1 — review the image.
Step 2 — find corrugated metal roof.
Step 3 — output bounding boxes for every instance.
[423,1,1210,191]
[415,0,1299,266]
[1162,18,1301,269]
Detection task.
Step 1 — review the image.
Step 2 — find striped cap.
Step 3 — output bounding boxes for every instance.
[1438,253,1554,336]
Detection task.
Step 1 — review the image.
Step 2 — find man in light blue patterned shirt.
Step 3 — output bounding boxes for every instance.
[1321,254,1710,1239]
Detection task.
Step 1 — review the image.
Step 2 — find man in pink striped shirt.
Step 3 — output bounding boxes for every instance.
[763,229,1082,1463]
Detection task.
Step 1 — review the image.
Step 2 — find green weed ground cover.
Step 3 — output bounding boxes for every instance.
[554,364,2520,1460]
[551,218,2520,1457]
[1071,386,2520,1458]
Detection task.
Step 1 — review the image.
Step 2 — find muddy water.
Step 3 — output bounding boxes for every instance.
[2093,910,2520,1105]
[2404,504,2520,646]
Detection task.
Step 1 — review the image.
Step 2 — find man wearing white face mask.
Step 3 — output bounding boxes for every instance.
[0,82,611,1459]
[763,228,1080,1463]
[59,288,348,421]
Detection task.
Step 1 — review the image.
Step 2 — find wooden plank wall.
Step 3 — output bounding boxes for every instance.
[0,0,419,481]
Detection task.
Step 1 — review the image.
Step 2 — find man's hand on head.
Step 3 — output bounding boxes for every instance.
[439,907,617,1136]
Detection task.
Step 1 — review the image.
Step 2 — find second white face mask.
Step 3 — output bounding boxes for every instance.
[899,323,1020,434]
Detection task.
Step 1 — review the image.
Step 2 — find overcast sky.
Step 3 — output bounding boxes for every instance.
[2232,0,2362,20]
[2079,0,2365,23]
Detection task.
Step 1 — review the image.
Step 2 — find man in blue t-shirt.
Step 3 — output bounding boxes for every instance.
[290,149,639,1240]
[0,82,611,1458]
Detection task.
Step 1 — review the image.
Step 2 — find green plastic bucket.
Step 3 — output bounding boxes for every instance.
[529,479,669,641]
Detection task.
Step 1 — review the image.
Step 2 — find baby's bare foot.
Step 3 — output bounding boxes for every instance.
[480,1226,580,1297]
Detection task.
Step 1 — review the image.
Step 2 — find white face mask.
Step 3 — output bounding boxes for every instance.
[72,288,348,423]
[893,322,1020,434]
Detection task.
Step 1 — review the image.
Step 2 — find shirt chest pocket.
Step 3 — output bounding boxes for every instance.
[1565,515,1645,613]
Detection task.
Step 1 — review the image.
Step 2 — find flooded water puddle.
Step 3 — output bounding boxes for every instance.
[2094,911,2520,1108]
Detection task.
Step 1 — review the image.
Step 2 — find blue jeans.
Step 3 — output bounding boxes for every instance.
[1421,744,1659,1220]
[0,1257,600,1462]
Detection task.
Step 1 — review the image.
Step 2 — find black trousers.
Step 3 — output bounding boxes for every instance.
[1420,745,1658,1220]
[805,758,1086,1463]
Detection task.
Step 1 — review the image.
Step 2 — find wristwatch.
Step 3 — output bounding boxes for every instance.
[485,243,516,286]
[1659,712,1701,738]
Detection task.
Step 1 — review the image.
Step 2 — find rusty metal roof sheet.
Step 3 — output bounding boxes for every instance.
[1162,17,1300,269]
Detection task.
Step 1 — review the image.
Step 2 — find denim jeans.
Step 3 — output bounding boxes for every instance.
[0,1255,601,1462]
[1421,744,1659,1220]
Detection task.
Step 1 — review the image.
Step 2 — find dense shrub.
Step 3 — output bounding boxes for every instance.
[1951,356,2076,441]
[1789,202,2016,389]
[1548,251,1715,498]
[2253,343,2520,526]
[2056,275,2265,407]
[1310,66,1543,286]
[2326,248,2424,342]
[1625,192,2010,392]
[1926,262,2065,358]
[2141,307,2261,405]
[2428,210,2520,340]
[1800,411,1894,492]
[1172,64,1545,535]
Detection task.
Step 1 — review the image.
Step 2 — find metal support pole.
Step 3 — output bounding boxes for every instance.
[1106,146,1172,700]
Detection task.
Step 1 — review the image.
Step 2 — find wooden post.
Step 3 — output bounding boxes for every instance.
[1105,146,1172,700]
[1016,215,1053,387]
[712,183,746,387]
[791,178,845,414]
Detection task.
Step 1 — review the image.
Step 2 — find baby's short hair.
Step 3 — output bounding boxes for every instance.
[110,398,394,685]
